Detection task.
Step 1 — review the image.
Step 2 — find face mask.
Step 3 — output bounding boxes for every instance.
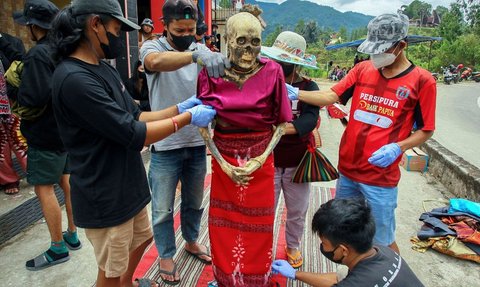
[280,63,295,77]
[139,71,146,81]
[370,44,400,69]
[96,24,124,59]
[169,31,194,51]
[320,243,344,264]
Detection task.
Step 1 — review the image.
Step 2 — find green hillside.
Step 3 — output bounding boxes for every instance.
[248,0,374,36]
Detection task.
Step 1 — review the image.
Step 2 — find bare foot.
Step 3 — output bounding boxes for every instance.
[158,258,180,283]
[185,242,212,263]
[3,182,19,195]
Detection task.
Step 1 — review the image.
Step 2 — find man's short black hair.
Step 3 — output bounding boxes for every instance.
[312,198,375,253]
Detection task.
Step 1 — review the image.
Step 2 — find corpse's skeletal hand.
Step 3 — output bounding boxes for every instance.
[198,122,287,186]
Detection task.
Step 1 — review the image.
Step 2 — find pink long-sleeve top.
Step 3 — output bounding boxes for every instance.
[197,58,292,130]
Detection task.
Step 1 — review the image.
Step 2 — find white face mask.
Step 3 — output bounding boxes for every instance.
[371,45,400,69]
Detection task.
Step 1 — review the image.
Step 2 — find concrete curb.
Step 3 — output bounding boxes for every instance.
[0,150,152,247]
[422,138,480,201]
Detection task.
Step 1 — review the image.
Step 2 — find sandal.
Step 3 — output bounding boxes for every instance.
[185,244,212,265]
[3,181,19,195]
[158,262,180,285]
[134,278,158,287]
[285,247,303,268]
[25,250,70,271]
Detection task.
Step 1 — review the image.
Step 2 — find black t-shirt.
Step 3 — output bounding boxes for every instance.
[52,58,149,228]
[17,38,64,150]
[274,78,320,167]
[335,246,424,287]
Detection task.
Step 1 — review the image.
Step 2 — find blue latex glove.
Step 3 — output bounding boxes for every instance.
[286,83,299,101]
[271,260,296,279]
[192,50,231,78]
[177,95,202,114]
[188,105,216,127]
[368,143,402,168]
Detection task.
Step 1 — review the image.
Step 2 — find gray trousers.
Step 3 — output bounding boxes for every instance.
[274,167,311,249]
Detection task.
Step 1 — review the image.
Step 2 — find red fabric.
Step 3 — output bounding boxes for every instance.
[197,58,292,130]
[0,114,27,185]
[132,174,212,281]
[209,152,276,287]
[331,61,436,187]
[326,105,348,119]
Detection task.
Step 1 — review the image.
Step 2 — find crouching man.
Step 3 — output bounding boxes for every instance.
[272,198,424,287]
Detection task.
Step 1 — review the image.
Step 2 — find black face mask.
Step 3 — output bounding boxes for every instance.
[320,243,344,264]
[169,32,194,51]
[96,24,124,59]
[280,63,295,77]
[139,71,146,81]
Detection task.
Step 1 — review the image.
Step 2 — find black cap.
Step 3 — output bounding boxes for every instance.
[162,0,198,22]
[13,0,59,30]
[71,0,140,31]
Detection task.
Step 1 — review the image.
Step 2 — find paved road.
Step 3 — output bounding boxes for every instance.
[434,81,480,168]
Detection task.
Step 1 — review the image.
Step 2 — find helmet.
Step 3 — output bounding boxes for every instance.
[457,64,464,69]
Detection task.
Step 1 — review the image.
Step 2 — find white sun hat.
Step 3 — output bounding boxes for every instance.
[261,31,318,69]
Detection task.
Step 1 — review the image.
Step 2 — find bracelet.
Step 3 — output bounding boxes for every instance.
[171,117,179,133]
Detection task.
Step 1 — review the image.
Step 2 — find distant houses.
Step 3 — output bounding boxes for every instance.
[409,9,442,27]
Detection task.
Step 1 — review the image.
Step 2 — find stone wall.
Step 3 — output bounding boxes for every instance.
[422,138,480,202]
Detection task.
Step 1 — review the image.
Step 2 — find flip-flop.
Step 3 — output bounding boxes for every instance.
[158,263,180,286]
[3,181,19,195]
[285,247,303,268]
[134,278,158,287]
[185,245,212,265]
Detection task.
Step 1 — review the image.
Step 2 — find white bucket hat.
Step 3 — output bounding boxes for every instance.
[261,31,318,69]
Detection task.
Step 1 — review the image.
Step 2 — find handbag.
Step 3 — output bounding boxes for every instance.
[291,142,339,183]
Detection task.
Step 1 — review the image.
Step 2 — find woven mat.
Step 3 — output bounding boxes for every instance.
[127,182,336,287]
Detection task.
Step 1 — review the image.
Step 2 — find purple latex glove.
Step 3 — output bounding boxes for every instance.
[271,259,296,279]
[368,143,402,168]
[187,105,216,127]
[177,95,202,114]
[286,83,299,101]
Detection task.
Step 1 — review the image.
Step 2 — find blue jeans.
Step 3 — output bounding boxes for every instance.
[335,173,398,246]
[148,146,207,258]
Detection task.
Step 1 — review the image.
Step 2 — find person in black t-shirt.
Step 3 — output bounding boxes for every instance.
[262,31,320,269]
[13,0,82,271]
[49,1,216,286]
[272,198,424,287]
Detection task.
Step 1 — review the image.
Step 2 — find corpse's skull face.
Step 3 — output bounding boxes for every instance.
[227,13,262,70]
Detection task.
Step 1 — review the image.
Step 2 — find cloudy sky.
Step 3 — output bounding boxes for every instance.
[256,0,456,16]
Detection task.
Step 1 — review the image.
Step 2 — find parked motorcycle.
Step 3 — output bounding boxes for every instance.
[472,71,480,82]
[459,67,473,82]
[442,66,454,85]
[448,64,462,83]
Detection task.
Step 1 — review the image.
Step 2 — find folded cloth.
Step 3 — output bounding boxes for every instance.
[417,215,456,240]
[411,236,480,263]
[449,198,480,218]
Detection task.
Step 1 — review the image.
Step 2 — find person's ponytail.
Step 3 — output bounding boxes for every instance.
[49,5,89,62]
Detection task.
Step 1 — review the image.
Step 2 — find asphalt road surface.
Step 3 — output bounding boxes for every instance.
[434,81,480,169]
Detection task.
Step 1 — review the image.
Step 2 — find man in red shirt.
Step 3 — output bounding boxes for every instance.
[286,12,436,253]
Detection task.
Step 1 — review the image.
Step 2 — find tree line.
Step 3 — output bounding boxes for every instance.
[263,0,480,77]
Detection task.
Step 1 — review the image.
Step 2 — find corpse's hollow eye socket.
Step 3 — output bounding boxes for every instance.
[237,37,246,45]
[252,38,260,46]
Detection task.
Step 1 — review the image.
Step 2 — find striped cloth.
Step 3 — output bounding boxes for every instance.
[119,179,336,286]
